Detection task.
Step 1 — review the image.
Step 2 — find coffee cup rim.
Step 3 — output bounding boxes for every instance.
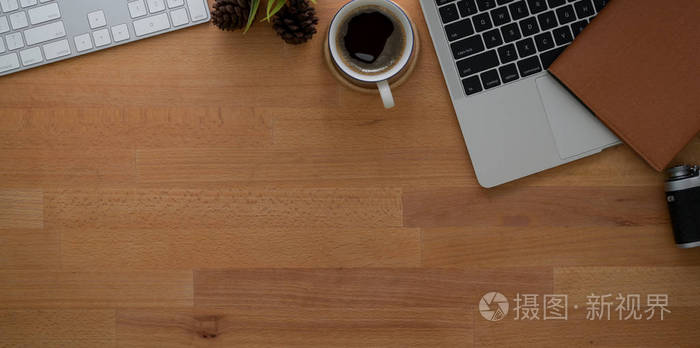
[328,0,414,83]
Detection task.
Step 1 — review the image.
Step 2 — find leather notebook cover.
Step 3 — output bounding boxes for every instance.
[549,0,700,171]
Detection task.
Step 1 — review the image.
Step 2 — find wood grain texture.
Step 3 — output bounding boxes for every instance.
[0,271,193,308]
[60,227,421,269]
[194,268,553,309]
[135,147,471,186]
[0,229,60,270]
[0,190,43,229]
[403,185,669,228]
[422,226,700,267]
[0,107,270,149]
[0,309,115,347]
[0,0,698,345]
[0,149,135,188]
[474,306,700,347]
[44,188,403,229]
[116,308,472,347]
[554,267,700,306]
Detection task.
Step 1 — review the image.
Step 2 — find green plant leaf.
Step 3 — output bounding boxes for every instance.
[244,0,260,33]
[262,0,287,22]
[265,0,274,21]
[309,0,316,3]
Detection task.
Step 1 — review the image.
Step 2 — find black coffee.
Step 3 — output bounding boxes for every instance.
[336,6,406,75]
[344,11,394,64]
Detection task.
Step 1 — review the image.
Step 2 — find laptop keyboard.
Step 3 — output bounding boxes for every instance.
[437,0,609,96]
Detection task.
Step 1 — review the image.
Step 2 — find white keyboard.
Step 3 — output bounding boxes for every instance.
[0,0,210,77]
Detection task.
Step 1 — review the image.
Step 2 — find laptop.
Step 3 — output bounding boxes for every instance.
[419,0,620,187]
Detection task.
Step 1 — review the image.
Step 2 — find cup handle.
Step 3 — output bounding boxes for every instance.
[377,80,395,109]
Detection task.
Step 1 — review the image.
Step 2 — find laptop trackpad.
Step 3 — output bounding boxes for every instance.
[536,75,619,159]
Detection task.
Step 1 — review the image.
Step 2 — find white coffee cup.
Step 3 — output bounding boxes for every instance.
[328,0,415,109]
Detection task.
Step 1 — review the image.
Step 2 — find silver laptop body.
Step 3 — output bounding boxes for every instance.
[419,0,619,187]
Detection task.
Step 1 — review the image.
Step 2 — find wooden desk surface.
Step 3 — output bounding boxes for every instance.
[1,0,699,346]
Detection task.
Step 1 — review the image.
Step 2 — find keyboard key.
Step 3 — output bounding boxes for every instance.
[537,10,557,30]
[9,11,28,30]
[0,0,19,12]
[508,1,529,20]
[0,52,20,73]
[456,49,499,77]
[24,21,65,46]
[555,4,575,24]
[490,6,510,26]
[497,0,515,4]
[450,35,484,59]
[74,33,93,52]
[167,0,185,7]
[592,0,608,12]
[480,69,501,89]
[499,63,519,83]
[439,3,459,24]
[483,28,503,48]
[147,0,166,13]
[552,25,572,45]
[0,39,4,53]
[526,0,547,14]
[472,12,492,31]
[445,18,474,41]
[570,19,587,37]
[92,28,111,47]
[0,17,9,34]
[476,0,496,11]
[5,32,23,50]
[462,75,482,95]
[187,0,208,21]
[19,46,42,66]
[497,43,517,63]
[128,0,148,18]
[88,10,107,29]
[111,23,130,42]
[515,37,535,57]
[436,0,454,6]
[517,55,542,76]
[534,31,554,51]
[457,0,478,16]
[500,22,521,42]
[43,39,70,60]
[547,0,564,6]
[19,0,35,7]
[574,0,594,18]
[539,45,566,68]
[133,13,171,36]
[28,2,61,25]
[519,17,539,36]
[170,7,189,27]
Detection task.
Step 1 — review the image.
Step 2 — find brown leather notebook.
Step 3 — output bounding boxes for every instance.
[549,0,700,171]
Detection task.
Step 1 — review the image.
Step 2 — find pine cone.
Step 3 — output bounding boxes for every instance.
[211,0,251,31]
[272,0,319,44]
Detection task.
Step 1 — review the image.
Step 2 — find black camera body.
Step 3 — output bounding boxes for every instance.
[665,165,700,248]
